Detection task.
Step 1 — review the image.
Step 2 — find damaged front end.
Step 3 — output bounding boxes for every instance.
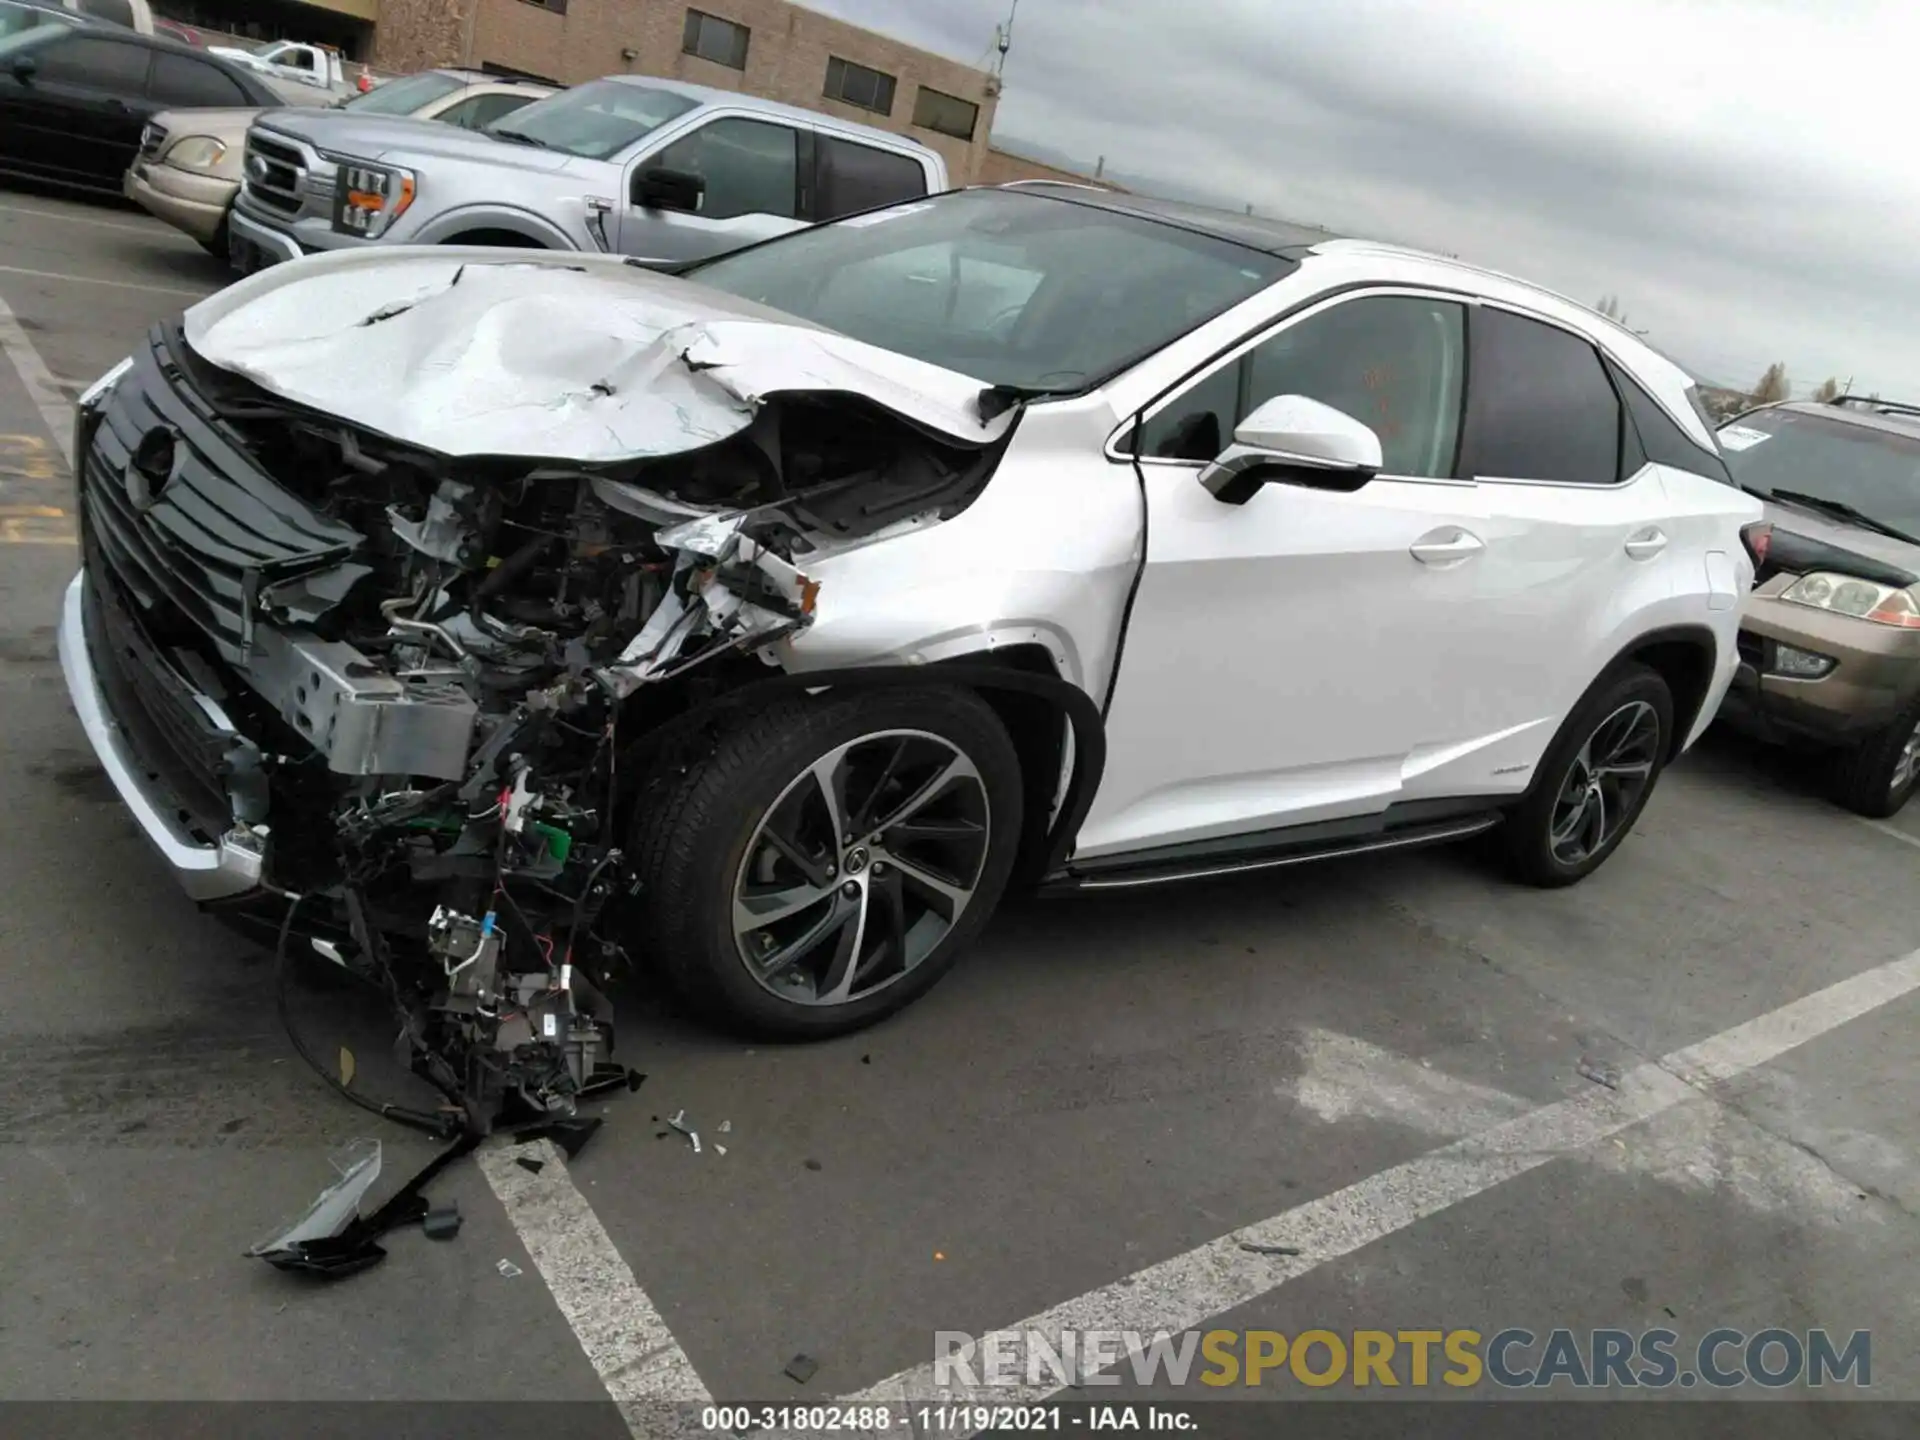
[69,272,1014,1135]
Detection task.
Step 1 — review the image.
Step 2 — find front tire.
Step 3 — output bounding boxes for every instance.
[1499,664,1673,887]
[1831,699,1920,819]
[629,687,1024,1039]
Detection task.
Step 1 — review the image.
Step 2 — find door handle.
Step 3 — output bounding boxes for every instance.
[1624,526,1669,561]
[1410,529,1485,564]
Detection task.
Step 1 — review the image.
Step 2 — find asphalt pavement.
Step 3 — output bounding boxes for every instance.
[1,190,1916,1430]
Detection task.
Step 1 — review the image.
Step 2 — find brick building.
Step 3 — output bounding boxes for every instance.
[373,0,1028,183]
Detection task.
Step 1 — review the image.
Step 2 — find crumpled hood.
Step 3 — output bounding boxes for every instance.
[181,246,1013,461]
[255,112,576,172]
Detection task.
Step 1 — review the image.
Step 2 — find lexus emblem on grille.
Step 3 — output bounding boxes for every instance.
[128,426,182,513]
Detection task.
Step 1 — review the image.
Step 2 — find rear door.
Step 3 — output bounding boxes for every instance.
[3,30,152,185]
[617,113,805,264]
[1445,306,1684,773]
[812,133,929,221]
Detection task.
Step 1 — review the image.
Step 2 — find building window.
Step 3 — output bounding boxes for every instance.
[912,86,979,141]
[682,9,749,70]
[824,55,896,115]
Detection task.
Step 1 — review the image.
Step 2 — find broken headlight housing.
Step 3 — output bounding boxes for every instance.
[333,161,417,239]
[1780,573,1920,629]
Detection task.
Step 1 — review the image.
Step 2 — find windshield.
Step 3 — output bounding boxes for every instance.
[485,79,698,159]
[687,189,1293,392]
[344,70,465,115]
[1720,408,1920,537]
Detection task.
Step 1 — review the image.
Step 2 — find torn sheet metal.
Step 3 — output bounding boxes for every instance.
[180,249,1014,462]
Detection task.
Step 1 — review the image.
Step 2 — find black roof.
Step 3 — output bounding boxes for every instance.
[999,182,1340,257]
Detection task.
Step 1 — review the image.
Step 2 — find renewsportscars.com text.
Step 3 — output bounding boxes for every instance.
[934,1327,1872,1390]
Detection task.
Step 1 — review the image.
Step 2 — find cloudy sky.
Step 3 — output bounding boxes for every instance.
[806,0,1920,397]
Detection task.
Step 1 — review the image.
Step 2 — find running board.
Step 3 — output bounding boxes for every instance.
[1044,812,1504,893]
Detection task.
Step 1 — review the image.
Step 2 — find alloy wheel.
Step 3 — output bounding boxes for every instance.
[1891,720,1920,795]
[732,729,993,1007]
[1548,700,1662,867]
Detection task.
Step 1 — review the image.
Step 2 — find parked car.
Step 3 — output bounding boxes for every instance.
[59,183,1759,1057]
[1714,396,1920,815]
[226,75,947,274]
[205,37,347,96]
[0,19,282,194]
[128,68,558,253]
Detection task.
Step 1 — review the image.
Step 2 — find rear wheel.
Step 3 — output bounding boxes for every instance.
[630,687,1024,1039]
[1498,664,1673,887]
[1831,700,1920,818]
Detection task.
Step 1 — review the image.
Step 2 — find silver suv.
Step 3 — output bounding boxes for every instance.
[228,74,949,272]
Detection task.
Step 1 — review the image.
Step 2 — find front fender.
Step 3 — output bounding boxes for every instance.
[412,203,584,250]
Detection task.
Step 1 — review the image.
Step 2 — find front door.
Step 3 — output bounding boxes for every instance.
[617,115,807,265]
[5,30,152,186]
[1079,291,1494,862]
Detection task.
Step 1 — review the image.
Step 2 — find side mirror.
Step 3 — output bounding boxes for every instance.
[1200,394,1383,505]
[632,166,705,213]
[10,55,37,84]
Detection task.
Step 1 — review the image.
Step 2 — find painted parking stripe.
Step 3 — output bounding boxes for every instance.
[1856,816,1920,853]
[0,290,76,466]
[480,1138,713,1430]
[0,199,179,237]
[838,945,1920,1414]
[0,263,209,299]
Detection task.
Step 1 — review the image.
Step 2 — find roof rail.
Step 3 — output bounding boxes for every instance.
[1829,394,1920,420]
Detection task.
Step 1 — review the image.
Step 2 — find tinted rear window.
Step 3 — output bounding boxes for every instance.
[816,136,926,220]
[1461,308,1622,484]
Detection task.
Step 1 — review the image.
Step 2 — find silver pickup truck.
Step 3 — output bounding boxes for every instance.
[228,74,950,271]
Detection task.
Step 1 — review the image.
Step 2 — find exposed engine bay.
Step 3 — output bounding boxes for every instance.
[77,309,1014,1144]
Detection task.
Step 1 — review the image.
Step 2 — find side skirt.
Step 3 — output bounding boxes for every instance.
[1039,798,1507,894]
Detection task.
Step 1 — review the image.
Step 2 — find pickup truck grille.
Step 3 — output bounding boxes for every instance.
[139,122,168,162]
[242,132,306,216]
[79,327,362,666]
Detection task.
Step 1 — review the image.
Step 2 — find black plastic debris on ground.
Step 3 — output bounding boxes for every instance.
[423,1205,462,1240]
[250,1132,482,1279]
[784,1354,819,1385]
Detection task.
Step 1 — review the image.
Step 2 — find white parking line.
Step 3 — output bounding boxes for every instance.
[0,290,76,466]
[0,263,209,299]
[1856,816,1920,852]
[0,199,175,237]
[841,944,1920,1413]
[480,1138,712,1433]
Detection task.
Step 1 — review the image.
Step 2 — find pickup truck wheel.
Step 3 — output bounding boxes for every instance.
[1498,664,1673,887]
[630,687,1024,1039]
[1831,700,1920,818]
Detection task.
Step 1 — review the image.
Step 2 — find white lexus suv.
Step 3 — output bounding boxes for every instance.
[61,183,1761,1073]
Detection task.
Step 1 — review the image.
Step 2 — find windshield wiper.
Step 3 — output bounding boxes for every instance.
[489,128,555,150]
[1768,489,1920,545]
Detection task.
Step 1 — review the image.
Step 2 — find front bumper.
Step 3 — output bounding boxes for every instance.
[1719,593,1920,746]
[124,162,236,244]
[57,572,266,901]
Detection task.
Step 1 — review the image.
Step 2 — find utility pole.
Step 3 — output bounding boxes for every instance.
[993,0,1019,84]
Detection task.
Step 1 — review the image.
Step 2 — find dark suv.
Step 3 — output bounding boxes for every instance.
[1717,396,1920,816]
